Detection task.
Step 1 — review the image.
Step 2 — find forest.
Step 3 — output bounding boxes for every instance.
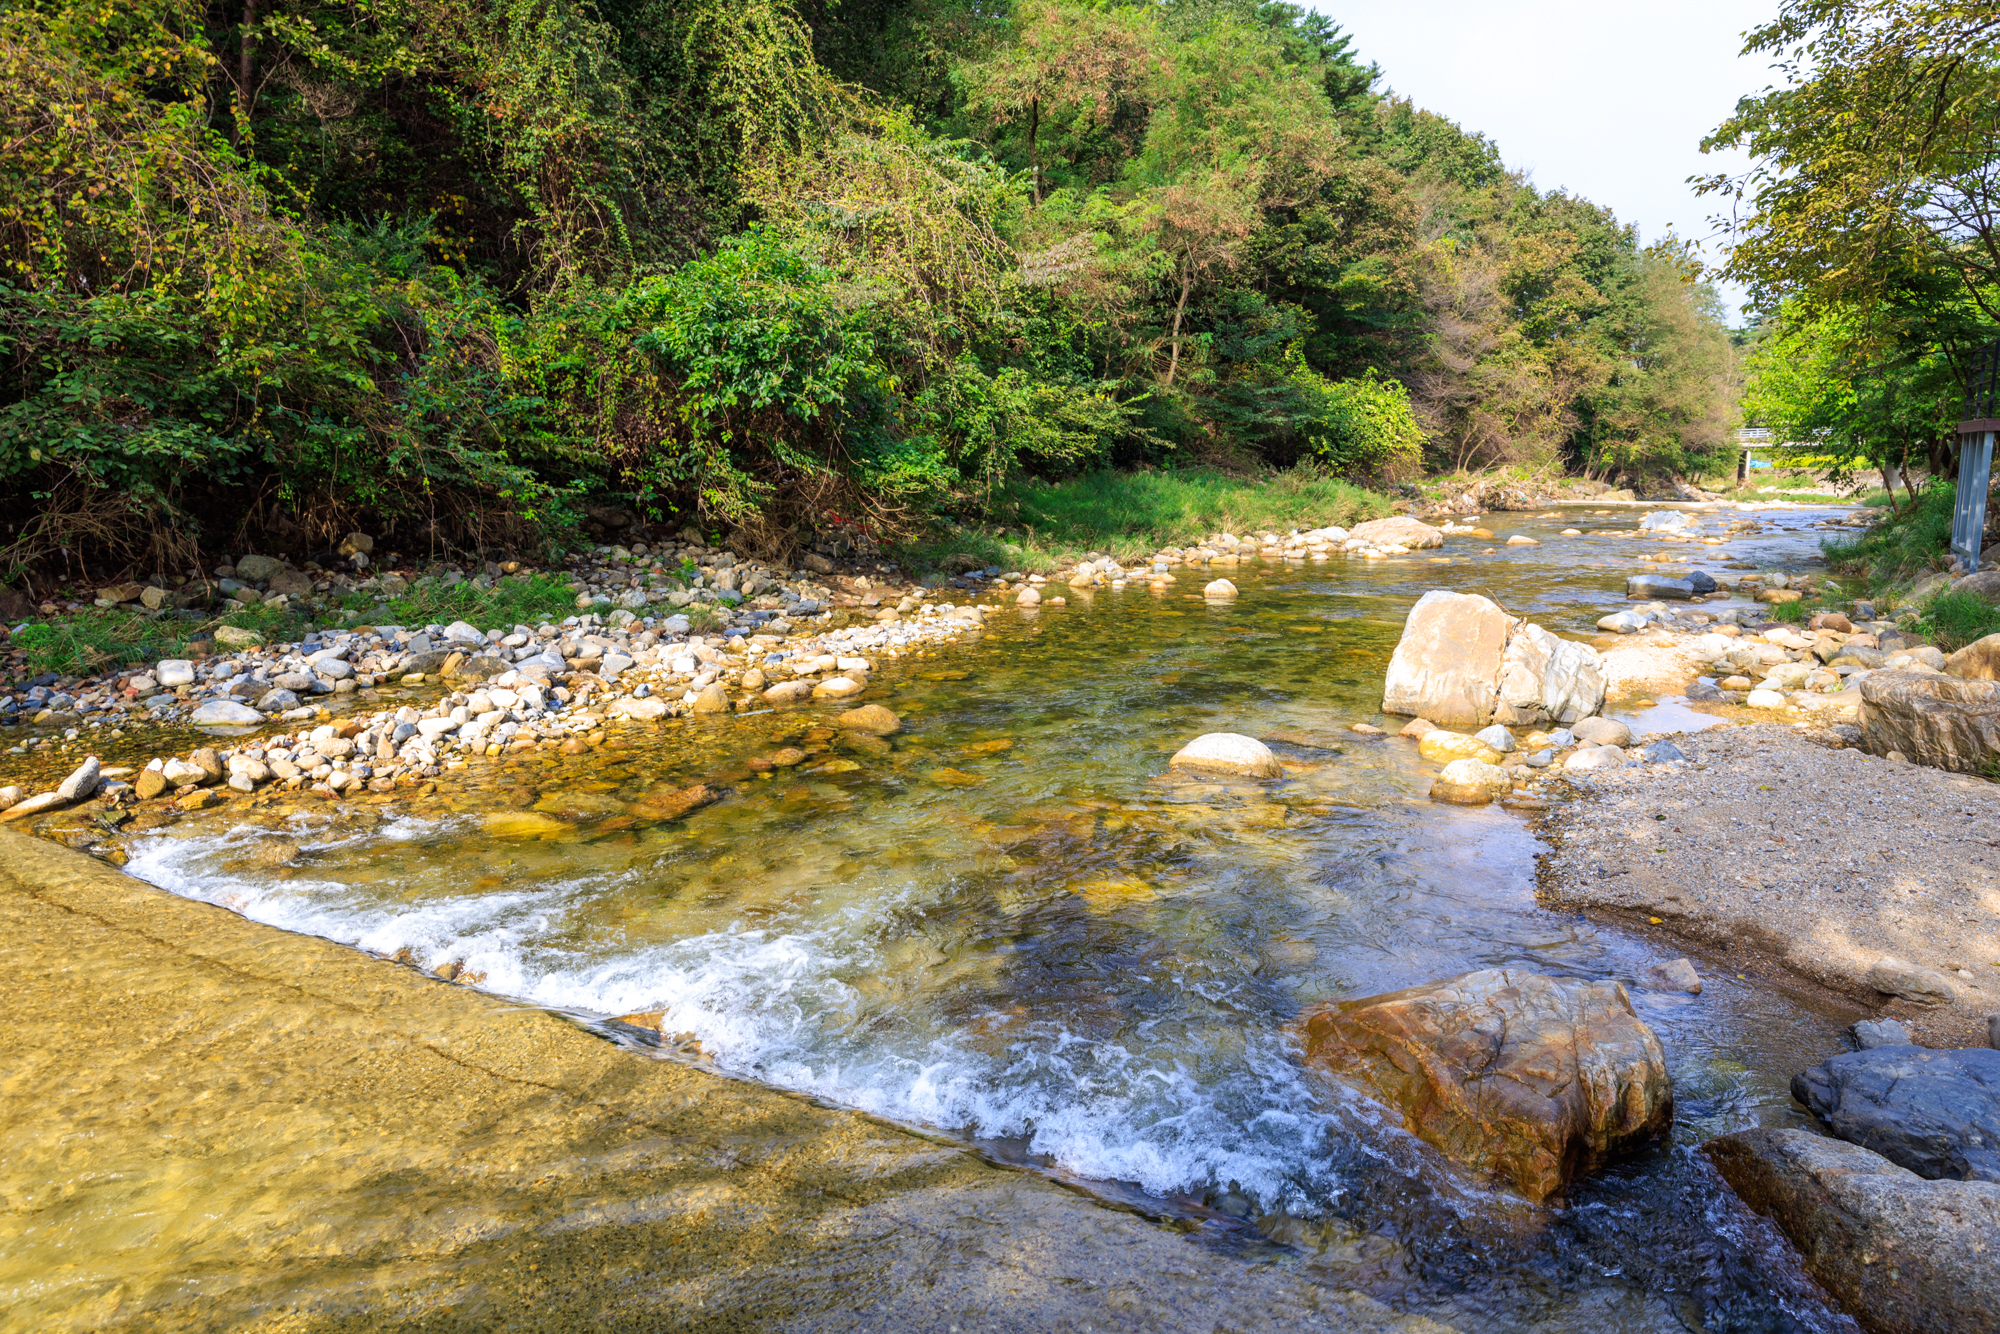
[0,0,1739,573]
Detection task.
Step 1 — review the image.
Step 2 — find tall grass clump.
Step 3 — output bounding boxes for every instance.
[1824,481,1956,589]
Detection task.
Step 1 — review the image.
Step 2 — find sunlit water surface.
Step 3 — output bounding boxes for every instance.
[126,504,1869,1333]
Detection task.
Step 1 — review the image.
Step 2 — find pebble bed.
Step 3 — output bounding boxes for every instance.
[1539,723,2000,1047]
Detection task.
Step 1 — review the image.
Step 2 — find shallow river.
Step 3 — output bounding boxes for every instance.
[128,503,1867,1333]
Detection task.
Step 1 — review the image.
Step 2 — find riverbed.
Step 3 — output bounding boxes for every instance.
[97,503,1871,1331]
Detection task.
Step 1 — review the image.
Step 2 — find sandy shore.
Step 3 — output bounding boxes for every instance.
[1537,723,2000,1048]
[0,829,1448,1334]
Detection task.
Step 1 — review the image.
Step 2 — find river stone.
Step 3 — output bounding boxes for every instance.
[1626,574,1694,600]
[1866,955,1958,1006]
[212,626,263,650]
[1473,724,1516,754]
[1642,958,1702,994]
[1296,969,1672,1203]
[1563,745,1627,773]
[1793,1045,2000,1182]
[630,783,719,822]
[1639,739,1686,763]
[134,767,168,800]
[1638,511,1701,536]
[1571,716,1630,747]
[1705,1128,2000,1334]
[1597,611,1647,634]
[836,705,901,735]
[1853,1019,1912,1050]
[689,683,730,714]
[51,757,99,803]
[1945,633,2000,680]
[1016,586,1041,606]
[1859,670,2000,773]
[1417,730,1503,766]
[1382,591,1603,729]
[1,791,71,821]
[255,689,300,713]
[1430,758,1510,805]
[763,680,814,704]
[234,554,284,582]
[191,699,262,726]
[1686,570,1718,594]
[1349,516,1444,549]
[1169,733,1282,779]
[812,676,863,699]
[1203,578,1238,599]
[609,696,669,721]
[156,659,195,688]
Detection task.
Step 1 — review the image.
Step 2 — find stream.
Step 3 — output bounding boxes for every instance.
[123,502,1868,1333]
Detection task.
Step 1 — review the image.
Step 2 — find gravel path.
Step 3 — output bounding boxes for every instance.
[1538,723,2000,1047]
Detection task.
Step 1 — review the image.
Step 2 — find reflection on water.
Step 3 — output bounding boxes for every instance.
[125,504,1864,1332]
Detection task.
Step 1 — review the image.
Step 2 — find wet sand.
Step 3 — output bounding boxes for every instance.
[0,829,1448,1334]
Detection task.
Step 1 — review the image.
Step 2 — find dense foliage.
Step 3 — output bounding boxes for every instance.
[0,0,1737,576]
[1714,0,2000,528]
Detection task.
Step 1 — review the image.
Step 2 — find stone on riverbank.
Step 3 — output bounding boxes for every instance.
[608,696,669,721]
[1296,969,1672,1202]
[1792,1045,2000,1182]
[1944,632,2000,680]
[1169,733,1282,779]
[1867,955,1957,1006]
[1571,717,1629,747]
[1625,574,1694,601]
[1706,1128,2000,1334]
[1858,670,2000,773]
[1381,590,1604,729]
[54,757,100,802]
[1348,516,1444,549]
[1203,578,1238,599]
[1429,758,1510,805]
[1643,958,1701,994]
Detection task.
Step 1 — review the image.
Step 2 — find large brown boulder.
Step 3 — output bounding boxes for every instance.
[1381,590,1605,728]
[1349,515,1444,549]
[1707,1128,2000,1334]
[1944,632,2000,680]
[1295,969,1672,1202]
[1859,670,2000,772]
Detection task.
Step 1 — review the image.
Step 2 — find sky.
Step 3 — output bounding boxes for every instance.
[1320,0,1784,322]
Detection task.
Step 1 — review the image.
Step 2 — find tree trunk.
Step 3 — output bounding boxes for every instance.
[1028,97,1041,207]
[237,0,258,144]
[1164,259,1192,388]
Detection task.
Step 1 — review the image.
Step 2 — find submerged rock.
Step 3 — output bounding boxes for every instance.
[1381,590,1604,730]
[1168,732,1282,779]
[1791,1045,2000,1182]
[835,705,901,735]
[1296,968,1672,1202]
[1707,1128,2000,1334]
[1416,730,1503,766]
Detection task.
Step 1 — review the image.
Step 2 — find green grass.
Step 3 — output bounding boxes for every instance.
[380,572,581,631]
[1824,481,1956,593]
[902,464,1391,574]
[1916,589,2000,653]
[12,609,199,677]
[1769,597,1807,623]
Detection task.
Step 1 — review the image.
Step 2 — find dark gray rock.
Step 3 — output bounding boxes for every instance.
[1852,1019,1911,1050]
[1686,678,1723,702]
[1707,1127,2000,1334]
[1792,1045,2000,1181]
[1639,739,1686,763]
[255,688,300,712]
[1687,570,1717,594]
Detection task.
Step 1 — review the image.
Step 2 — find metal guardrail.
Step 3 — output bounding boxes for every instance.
[1952,340,2000,573]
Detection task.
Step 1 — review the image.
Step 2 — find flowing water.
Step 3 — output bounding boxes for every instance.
[121,503,1868,1332]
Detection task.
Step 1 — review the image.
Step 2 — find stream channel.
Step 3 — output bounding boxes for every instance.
[126,503,1867,1333]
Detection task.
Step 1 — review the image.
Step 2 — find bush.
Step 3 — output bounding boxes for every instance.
[1287,354,1425,481]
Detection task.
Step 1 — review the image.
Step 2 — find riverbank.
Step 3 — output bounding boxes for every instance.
[0,826,1449,1334]
[1537,724,2000,1048]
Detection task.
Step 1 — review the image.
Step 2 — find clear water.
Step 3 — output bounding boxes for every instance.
[120,503,1867,1332]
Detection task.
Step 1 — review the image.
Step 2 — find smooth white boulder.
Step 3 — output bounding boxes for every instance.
[1204,579,1238,599]
[1169,732,1281,778]
[155,659,196,687]
[190,699,262,726]
[1383,590,1605,729]
[1430,758,1512,805]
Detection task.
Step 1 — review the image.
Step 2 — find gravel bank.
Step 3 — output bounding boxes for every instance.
[1538,723,2000,1047]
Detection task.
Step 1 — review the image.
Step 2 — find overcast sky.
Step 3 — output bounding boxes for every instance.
[1321,0,1783,322]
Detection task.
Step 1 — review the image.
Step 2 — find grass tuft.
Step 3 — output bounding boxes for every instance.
[1917,589,2000,653]
[381,573,581,632]
[12,609,197,677]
